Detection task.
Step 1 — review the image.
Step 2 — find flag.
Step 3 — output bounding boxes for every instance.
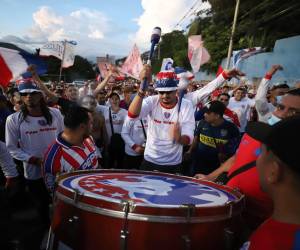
[216,65,223,77]
[39,41,76,68]
[97,62,110,79]
[188,35,210,73]
[232,47,265,68]
[160,58,174,71]
[0,47,47,88]
[121,44,143,79]
[174,67,194,90]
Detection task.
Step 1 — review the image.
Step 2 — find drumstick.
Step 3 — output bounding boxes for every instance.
[140,27,161,91]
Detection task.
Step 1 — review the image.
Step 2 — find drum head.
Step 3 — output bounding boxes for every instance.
[59,171,237,208]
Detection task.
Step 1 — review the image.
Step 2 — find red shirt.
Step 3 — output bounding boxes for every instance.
[227,133,273,229]
[241,218,300,250]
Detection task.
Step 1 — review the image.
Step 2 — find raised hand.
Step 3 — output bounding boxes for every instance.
[268,64,283,76]
[224,68,245,78]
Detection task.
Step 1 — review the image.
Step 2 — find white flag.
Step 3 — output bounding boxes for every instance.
[62,42,76,68]
[121,44,143,79]
[160,58,174,71]
[188,35,210,73]
[40,41,76,68]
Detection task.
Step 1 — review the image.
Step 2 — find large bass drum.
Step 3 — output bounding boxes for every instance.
[47,170,244,250]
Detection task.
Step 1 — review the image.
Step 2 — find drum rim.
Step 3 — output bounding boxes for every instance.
[55,191,243,223]
[56,169,243,209]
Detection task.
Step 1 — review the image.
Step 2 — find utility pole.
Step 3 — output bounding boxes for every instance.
[58,40,67,82]
[226,0,241,69]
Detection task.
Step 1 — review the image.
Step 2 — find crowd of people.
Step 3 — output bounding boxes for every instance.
[0,63,300,250]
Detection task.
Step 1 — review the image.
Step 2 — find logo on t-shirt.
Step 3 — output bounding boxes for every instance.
[38,119,47,126]
[220,129,228,137]
[164,112,171,119]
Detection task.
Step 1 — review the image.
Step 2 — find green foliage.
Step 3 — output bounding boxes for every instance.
[156,0,300,74]
[43,55,95,82]
[151,30,190,74]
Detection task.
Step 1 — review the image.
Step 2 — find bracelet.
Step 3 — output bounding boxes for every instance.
[137,91,145,98]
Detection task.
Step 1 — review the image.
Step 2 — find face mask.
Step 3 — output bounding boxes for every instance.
[275,95,283,105]
[268,114,281,125]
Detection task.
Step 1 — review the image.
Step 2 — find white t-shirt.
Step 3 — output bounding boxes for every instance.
[96,105,127,139]
[121,117,148,156]
[5,108,64,180]
[0,141,18,178]
[129,95,195,165]
[228,97,255,132]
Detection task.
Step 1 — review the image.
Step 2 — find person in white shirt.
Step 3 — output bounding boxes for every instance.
[129,66,245,173]
[121,116,148,169]
[97,92,127,168]
[255,65,289,123]
[5,79,64,229]
[228,87,255,133]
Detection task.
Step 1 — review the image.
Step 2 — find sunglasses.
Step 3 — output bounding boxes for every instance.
[20,92,39,97]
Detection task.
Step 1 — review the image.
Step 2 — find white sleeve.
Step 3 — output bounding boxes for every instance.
[180,100,196,144]
[0,141,18,177]
[51,108,64,133]
[255,77,272,116]
[5,114,32,162]
[121,117,136,148]
[189,73,226,106]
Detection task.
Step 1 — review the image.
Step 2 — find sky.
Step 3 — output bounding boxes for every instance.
[0,0,211,60]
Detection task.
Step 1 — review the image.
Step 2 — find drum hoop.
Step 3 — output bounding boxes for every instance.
[56,192,242,224]
[57,170,243,208]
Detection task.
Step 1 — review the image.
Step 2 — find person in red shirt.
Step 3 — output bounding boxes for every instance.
[195,88,300,231]
[241,116,300,250]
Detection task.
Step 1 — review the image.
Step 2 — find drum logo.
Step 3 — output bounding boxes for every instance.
[64,174,234,207]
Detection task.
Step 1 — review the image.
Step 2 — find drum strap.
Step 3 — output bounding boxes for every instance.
[140,120,147,140]
[227,160,256,181]
[215,160,256,185]
[109,108,115,135]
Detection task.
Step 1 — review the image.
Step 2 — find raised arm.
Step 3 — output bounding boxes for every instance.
[28,65,59,103]
[255,65,283,116]
[128,65,152,117]
[93,65,118,96]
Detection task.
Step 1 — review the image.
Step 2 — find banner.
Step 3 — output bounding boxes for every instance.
[160,58,174,71]
[188,35,210,73]
[121,44,143,79]
[40,41,76,68]
[232,47,265,68]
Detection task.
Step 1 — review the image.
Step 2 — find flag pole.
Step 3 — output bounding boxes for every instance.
[58,40,67,82]
[225,0,240,69]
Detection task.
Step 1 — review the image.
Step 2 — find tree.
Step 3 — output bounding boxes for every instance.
[187,0,300,73]
[151,30,191,74]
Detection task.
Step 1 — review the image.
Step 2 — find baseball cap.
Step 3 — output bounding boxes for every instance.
[205,101,226,116]
[17,79,42,94]
[154,71,178,92]
[246,116,300,172]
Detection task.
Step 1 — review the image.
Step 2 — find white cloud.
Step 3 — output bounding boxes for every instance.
[27,7,110,43]
[88,30,104,39]
[131,0,211,50]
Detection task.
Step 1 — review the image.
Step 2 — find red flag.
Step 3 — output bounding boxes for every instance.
[216,65,223,77]
[121,44,143,79]
[188,35,210,73]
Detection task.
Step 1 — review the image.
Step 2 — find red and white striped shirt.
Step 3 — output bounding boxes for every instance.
[43,133,99,192]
